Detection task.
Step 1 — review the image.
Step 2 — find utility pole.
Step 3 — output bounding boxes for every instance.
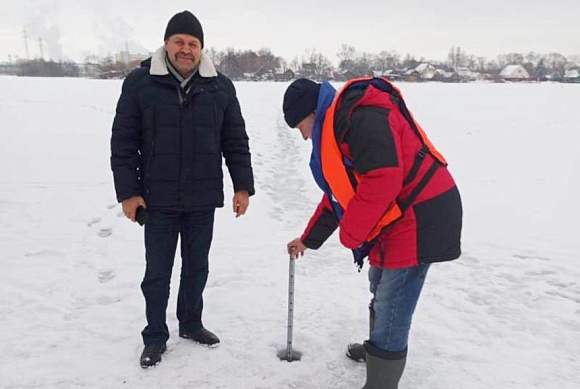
[38,37,44,60]
[125,41,130,73]
[22,27,30,60]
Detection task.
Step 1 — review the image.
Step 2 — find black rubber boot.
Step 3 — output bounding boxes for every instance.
[179,327,220,347]
[140,343,167,368]
[362,341,407,389]
[347,302,375,362]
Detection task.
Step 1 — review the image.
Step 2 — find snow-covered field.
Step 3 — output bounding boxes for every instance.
[0,76,579,389]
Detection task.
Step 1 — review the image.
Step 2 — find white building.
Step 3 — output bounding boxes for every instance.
[500,65,530,81]
[115,51,152,65]
[415,63,437,80]
[564,69,579,79]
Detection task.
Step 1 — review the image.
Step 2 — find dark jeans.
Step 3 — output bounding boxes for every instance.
[140,209,215,345]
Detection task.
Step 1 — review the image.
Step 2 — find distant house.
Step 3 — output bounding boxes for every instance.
[242,72,259,81]
[0,62,19,76]
[500,65,530,81]
[563,69,580,83]
[455,67,479,82]
[79,62,101,78]
[372,69,400,81]
[403,69,421,82]
[335,69,360,81]
[274,69,295,82]
[414,63,437,80]
[433,70,460,83]
[477,73,494,82]
[299,63,317,78]
[97,70,126,79]
[395,63,437,82]
[254,67,271,81]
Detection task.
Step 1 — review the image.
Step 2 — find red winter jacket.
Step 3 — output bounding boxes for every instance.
[301,80,462,269]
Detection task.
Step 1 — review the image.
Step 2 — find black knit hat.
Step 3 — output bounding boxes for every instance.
[283,78,321,128]
[164,11,204,48]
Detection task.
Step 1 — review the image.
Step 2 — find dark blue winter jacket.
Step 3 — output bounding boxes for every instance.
[111,47,254,210]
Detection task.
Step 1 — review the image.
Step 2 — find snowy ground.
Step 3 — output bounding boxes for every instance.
[0,77,579,388]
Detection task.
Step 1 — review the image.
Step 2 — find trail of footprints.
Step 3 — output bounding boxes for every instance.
[88,203,122,238]
[85,202,125,285]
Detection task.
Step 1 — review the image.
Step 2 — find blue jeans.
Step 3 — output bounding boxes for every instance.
[368,263,430,353]
[140,209,215,345]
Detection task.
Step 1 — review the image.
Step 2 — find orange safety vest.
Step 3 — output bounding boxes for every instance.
[320,77,446,241]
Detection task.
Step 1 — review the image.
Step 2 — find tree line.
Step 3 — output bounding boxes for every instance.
[4,45,579,80]
[195,45,578,81]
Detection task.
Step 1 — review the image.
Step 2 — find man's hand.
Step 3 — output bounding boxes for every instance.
[287,238,307,259]
[233,190,250,218]
[122,196,146,222]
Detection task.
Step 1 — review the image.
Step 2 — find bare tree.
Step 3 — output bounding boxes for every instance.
[290,56,300,72]
[353,51,373,76]
[402,53,419,69]
[525,51,541,66]
[497,52,525,68]
[256,48,281,73]
[221,48,241,79]
[204,47,220,66]
[447,47,470,69]
[337,44,356,70]
[543,52,568,79]
[374,50,400,72]
[476,56,487,72]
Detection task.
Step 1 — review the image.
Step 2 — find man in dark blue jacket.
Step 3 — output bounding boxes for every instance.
[110,10,254,368]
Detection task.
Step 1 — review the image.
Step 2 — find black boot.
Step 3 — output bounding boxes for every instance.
[347,302,375,362]
[346,342,367,362]
[362,341,407,389]
[140,343,167,368]
[179,327,220,347]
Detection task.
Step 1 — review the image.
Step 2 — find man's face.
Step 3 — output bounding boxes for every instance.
[295,113,315,140]
[164,34,202,77]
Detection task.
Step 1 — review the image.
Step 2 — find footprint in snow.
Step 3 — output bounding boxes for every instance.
[87,217,101,227]
[24,249,65,258]
[98,269,116,283]
[97,228,112,238]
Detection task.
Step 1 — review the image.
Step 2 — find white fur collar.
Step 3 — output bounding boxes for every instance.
[150,45,217,78]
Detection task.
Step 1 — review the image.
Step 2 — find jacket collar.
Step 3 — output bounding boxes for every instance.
[310,80,336,195]
[150,45,217,78]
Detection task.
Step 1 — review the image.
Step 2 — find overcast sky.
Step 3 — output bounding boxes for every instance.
[1,0,579,64]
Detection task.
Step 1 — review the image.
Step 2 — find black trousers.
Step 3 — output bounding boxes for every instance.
[140,209,215,345]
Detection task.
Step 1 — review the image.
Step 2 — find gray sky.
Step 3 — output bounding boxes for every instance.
[1,0,579,64]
